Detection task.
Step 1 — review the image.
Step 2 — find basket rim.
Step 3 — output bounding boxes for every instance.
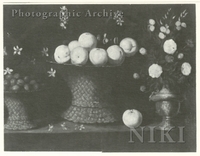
[46,60,121,68]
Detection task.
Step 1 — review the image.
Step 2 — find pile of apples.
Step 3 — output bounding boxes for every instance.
[54,32,138,67]
[4,73,43,92]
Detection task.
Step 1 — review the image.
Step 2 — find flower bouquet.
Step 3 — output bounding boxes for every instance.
[133,8,195,130]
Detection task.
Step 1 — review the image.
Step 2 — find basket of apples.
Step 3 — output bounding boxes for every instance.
[4,72,45,130]
[48,32,138,124]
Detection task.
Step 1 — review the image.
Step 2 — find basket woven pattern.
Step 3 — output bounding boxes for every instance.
[60,66,118,123]
[4,94,35,130]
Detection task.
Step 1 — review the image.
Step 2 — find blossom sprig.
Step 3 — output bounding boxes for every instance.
[113,10,124,26]
[148,19,156,32]
[41,47,49,57]
[13,46,23,55]
[74,124,85,131]
[47,68,56,77]
[4,67,13,75]
[48,124,54,132]
[59,6,69,29]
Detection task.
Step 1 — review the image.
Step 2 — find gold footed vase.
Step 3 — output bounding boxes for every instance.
[150,87,180,131]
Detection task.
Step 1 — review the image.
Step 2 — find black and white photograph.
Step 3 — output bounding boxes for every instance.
[3,2,197,152]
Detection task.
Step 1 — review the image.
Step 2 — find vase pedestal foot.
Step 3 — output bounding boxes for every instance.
[156,116,174,131]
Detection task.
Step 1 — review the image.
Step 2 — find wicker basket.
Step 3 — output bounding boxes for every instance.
[4,93,36,130]
[57,64,119,123]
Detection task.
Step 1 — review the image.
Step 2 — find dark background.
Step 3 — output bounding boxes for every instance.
[3,4,196,151]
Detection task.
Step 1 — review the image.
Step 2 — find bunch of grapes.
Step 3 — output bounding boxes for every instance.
[4,73,45,92]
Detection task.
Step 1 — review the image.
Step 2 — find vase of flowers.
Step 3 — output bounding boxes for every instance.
[149,87,180,130]
[133,7,195,130]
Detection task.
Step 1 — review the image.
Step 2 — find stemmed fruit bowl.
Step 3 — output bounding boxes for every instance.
[47,60,120,124]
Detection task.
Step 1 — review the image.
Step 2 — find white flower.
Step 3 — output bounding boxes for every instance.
[149,25,155,32]
[47,68,56,77]
[160,26,167,33]
[60,22,66,29]
[165,29,170,34]
[41,47,49,57]
[163,39,177,55]
[4,67,13,75]
[148,64,163,78]
[178,53,184,60]
[181,62,192,76]
[113,10,124,26]
[13,46,23,55]
[149,19,155,25]
[176,26,181,31]
[48,124,54,132]
[75,124,85,131]
[133,73,140,79]
[160,25,170,35]
[158,32,166,39]
[139,47,147,55]
[181,22,187,28]
[60,6,67,11]
[165,24,169,29]
[175,20,186,29]
[175,21,181,27]
[113,10,123,20]
[116,18,124,26]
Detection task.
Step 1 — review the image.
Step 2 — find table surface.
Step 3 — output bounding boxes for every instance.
[4,88,196,152]
[4,116,195,152]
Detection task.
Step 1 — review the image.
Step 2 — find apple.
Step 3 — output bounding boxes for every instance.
[68,40,80,52]
[78,32,97,51]
[70,47,89,66]
[122,109,143,129]
[89,48,108,67]
[54,45,70,64]
[107,45,125,65]
[119,38,138,57]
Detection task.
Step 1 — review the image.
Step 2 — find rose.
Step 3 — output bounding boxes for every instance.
[163,39,177,55]
[181,62,192,76]
[148,64,163,78]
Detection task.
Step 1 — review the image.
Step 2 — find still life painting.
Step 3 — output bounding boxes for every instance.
[3,4,196,152]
